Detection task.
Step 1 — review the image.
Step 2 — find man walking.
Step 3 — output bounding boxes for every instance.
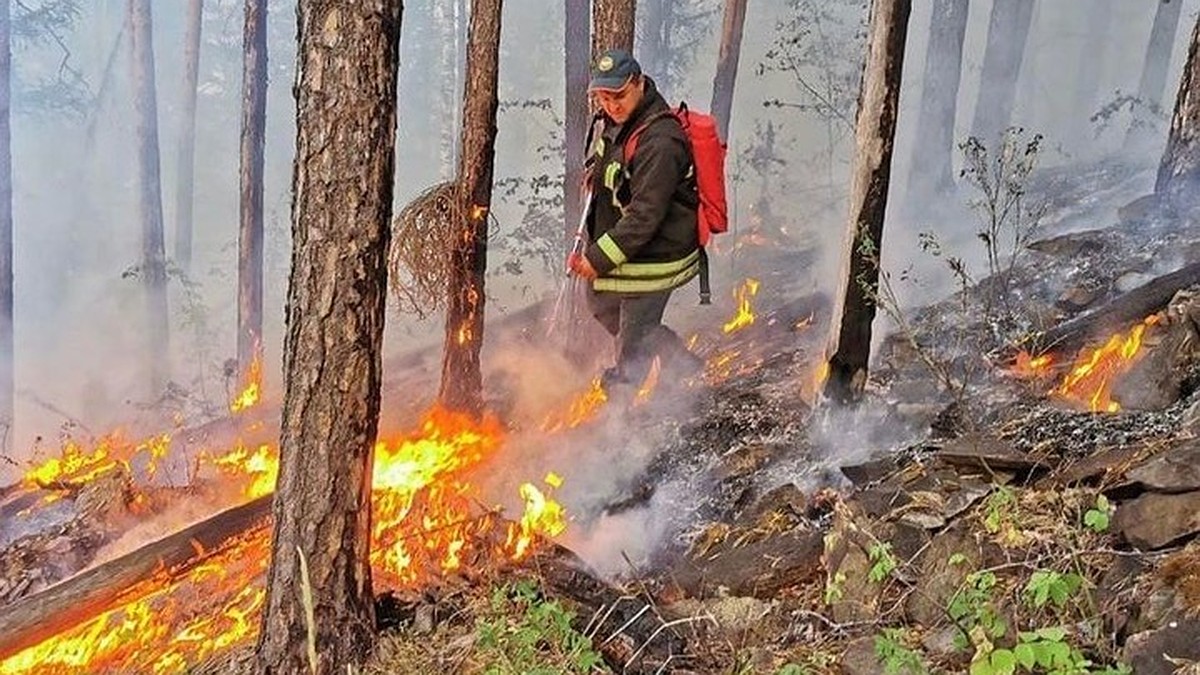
[569,49,703,403]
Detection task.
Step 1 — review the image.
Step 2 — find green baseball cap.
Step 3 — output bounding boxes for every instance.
[589,49,641,91]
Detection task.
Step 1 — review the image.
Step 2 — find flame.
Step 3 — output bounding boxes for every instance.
[1054,315,1159,412]
[229,351,263,414]
[1011,351,1054,378]
[722,278,760,334]
[22,433,170,490]
[1,408,567,674]
[540,377,607,432]
[633,357,662,406]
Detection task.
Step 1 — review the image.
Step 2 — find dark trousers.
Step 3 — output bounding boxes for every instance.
[586,287,696,392]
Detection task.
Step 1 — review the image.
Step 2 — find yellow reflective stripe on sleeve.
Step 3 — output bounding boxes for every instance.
[603,161,622,191]
[596,233,627,266]
[593,262,699,293]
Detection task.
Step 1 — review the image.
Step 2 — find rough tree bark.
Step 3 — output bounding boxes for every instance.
[254,2,402,673]
[129,0,169,395]
[1157,11,1200,212]
[1127,0,1185,148]
[593,0,636,55]
[237,0,267,375]
[823,0,912,405]
[0,0,11,443]
[710,0,748,143]
[970,0,1034,143]
[438,0,503,417]
[907,0,967,201]
[174,0,203,273]
[564,0,589,245]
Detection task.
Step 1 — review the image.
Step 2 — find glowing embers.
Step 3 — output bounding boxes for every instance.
[1013,315,1160,413]
[722,278,760,334]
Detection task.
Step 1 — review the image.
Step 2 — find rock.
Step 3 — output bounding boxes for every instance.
[1057,285,1103,312]
[1157,542,1200,616]
[1114,491,1200,549]
[906,523,988,626]
[732,482,806,529]
[855,485,912,520]
[1095,554,1146,638]
[921,626,960,657]
[1126,440,1200,493]
[823,507,881,624]
[670,526,824,599]
[1184,398,1200,431]
[701,596,773,637]
[840,636,884,675]
[840,456,900,487]
[1041,444,1147,488]
[1115,271,1154,294]
[1028,229,1107,257]
[935,434,1048,477]
[1122,617,1200,675]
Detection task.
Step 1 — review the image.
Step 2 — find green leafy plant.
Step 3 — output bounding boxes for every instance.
[874,628,928,674]
[1023,570,1083,611]
[824,570,847,605]
[868,542,899,584]
[1083,495,1112,533]
[948,570,1008,651]
[983,487,1019,537]
[473,580,604,675]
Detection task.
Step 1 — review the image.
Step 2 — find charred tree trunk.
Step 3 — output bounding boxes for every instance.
[129,0,169,395]
[907,0,967,201]
[564,0,589,246]
[438,0,503,417]
[823,0,911,405]
[174,0,203,273]
[710,0,748,143]
[237,0,267,376]
[1156,12,1200,212]
[970,0,1034,143]
[1127,0,1184,149]
[254,2,402,673]
[0,0,10,444]
[593,0,636,55]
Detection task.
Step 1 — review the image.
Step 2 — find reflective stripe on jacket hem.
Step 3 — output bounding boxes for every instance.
[593,254,700,293]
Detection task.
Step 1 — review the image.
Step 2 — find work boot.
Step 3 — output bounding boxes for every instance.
[599,366,637,410]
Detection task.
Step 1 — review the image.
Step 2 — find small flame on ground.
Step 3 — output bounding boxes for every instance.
[633,357,662,406]
[1012,351,1054,378]
[1054,315,1159,412]
[722,278,760,334]
[540,377,607,432]
[229,350,263,414]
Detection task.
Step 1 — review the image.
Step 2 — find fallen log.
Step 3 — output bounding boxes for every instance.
[665,527,825,600]
[0,495,271,661]
[1018,261,1200,359]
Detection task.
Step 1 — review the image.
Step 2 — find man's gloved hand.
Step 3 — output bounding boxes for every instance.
[568,252,598,280]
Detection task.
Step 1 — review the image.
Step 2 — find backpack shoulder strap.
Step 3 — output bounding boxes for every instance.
[622,109,678,164]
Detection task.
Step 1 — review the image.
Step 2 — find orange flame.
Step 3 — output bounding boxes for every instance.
[229,351,263,414]
[1011,351,1054,378]
[540,377,607,432]
[722,278,760,334]
[1054,315,1159,412]
[1,408,567,674]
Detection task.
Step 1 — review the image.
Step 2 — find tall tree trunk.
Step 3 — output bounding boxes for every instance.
[438,0,503,417]
[710,0,748,143]
[1127,0,1184,149]
[129,0,169,396]
[1068,0,1112,153]
[435,0,458,179]
[1156,12,1200,213]
[0,0,11,446]
[174,0,203,273]
[970,0,1034,143]
[638,0,667,79]
[823,0,912,405]
[593,0,636,56]
[238,0,267,376]
[254,2,401,673]
[907,0,967,200]
[564,0,589,246]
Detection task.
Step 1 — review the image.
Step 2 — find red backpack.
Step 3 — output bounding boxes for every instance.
[624,103,728,303]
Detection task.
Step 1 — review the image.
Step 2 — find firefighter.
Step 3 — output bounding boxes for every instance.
[569,49,703,402]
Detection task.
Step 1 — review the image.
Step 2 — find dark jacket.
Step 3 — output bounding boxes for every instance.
[583,77,700,294]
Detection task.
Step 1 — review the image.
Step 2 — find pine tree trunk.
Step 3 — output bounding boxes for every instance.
[0,0,11,443]
[435,0,458,179]
[129,0,169,396]
[710,0,749,142]
[907,0,967,200]
[1127,0,1184,148]
[593,0,636,56]
[174,0,203,273]
[253,2,402,672]
[824,0,912,405]
[1156,12,1200,212]
[639,0,667,78]
[1068,0,1112,152]
[970,0,1034,142]
[438,0,503,417]
[238,0,267,375]
[564,0,589,246]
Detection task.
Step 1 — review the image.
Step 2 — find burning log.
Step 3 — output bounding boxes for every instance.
[0,495,271,661]
[1019,261,1200,359]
